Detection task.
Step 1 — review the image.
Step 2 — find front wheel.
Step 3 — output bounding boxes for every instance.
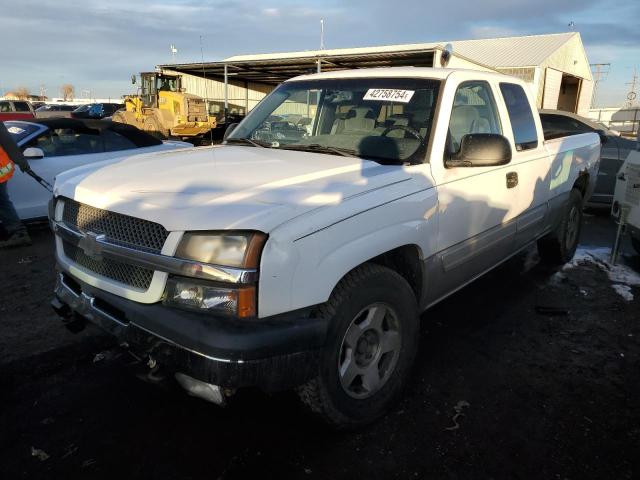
[538,188,583,264]
[297,264,419,429]
[143,117,168,139]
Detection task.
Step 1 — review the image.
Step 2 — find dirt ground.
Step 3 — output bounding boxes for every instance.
[0,213,639,480]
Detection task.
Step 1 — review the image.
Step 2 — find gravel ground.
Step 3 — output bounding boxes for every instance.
[0,214,638,480]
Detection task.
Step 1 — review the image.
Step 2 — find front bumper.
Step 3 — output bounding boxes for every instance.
[52,271,326,391]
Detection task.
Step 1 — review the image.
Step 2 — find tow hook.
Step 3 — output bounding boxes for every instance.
[175,373,229,406]
[51,297,87,333]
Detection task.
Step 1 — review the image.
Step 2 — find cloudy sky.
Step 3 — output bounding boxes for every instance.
[0,0,637,107]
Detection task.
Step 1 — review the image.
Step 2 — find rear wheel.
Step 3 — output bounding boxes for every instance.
[538,188,583,264]
[297,264,419,429]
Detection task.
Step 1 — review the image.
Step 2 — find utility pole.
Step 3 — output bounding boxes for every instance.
[590,63,610,108]
[317,19,325,74]
[625,67,638,108]
[170,44,178,63]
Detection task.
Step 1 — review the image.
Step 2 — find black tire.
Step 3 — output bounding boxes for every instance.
[143,117,168,139]
[537,188,583,264]
[297,263,419,429]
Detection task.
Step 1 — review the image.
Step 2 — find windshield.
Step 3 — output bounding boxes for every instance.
[228,78,440,164]
[156,76,179,92]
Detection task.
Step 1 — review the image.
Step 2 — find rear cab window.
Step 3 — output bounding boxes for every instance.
[499,83,538,151]
[13,102,32,112]
[540,114,592,140]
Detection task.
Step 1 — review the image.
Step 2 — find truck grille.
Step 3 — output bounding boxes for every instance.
[60,198,169,290]
[62,199,168,253]
[63,242,154,290]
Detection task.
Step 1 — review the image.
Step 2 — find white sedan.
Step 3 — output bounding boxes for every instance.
[4,118,192,220]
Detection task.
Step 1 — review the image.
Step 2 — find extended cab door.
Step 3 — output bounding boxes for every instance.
[427,77,519,302]
[497,82,551,249]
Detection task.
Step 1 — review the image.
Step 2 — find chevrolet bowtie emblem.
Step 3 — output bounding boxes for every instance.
[78,231,106,260]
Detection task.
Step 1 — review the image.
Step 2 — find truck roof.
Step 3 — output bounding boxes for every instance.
[288,66,518,84]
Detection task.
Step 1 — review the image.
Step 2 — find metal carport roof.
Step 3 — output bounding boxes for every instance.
[159,48,440,85]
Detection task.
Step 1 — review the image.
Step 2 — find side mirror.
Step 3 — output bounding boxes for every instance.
[223,123,239,141]
[131,74,137,85]
[446,133,512,168]
[595,129,608,144]
[23,147,44,160]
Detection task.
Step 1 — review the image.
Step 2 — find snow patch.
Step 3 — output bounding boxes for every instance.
[564,247,640,285]
[612,284,634,301]
[563,246,640,301]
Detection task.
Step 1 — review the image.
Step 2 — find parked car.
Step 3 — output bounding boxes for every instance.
[3,118,192,220]
[71,103,123,120]
[539,109,637,205]
[35,104,78,119]
[50,68,599,427]
[0,100,35,121]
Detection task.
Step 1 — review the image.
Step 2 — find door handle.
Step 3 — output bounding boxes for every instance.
[506,172,518,189]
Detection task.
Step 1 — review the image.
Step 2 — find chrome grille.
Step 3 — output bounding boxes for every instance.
[60,198,168,290]
[62,198,168,253]
[63,242,154,290]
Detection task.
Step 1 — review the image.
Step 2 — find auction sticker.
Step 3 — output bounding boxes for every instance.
[363,89,415,103]
[7,126,25,135]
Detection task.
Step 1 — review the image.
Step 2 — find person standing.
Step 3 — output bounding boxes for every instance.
[0,122,31,248]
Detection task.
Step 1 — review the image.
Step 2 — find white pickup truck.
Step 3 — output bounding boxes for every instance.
[50,68,599,427]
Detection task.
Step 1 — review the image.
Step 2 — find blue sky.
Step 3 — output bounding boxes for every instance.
[0,0,637,107]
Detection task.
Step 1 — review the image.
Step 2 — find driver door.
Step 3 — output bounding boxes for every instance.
[141,75,157,108]
[427,80,519,302]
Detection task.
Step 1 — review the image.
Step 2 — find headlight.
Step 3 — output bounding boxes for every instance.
[164,277,256,318]
[175,231,266,268]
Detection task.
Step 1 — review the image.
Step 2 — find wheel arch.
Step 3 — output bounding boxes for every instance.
[572,171,590,201]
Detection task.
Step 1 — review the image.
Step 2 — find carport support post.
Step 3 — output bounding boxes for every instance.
[317,59,322,74]
[611,205,630,265]
[224,63,229,121]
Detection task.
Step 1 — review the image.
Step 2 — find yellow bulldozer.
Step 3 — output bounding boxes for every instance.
[112,72,216,139]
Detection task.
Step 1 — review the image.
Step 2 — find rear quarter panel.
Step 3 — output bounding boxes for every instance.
[544,132,600,203]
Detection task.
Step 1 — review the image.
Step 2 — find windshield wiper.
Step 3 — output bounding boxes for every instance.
[225,137,270,148]
[278,143,359,158]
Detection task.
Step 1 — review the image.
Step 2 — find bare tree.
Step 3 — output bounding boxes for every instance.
[61,84,75,101]
[15,87,30,99]
[5,87,31,100]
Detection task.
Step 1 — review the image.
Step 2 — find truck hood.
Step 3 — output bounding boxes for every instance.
[54,145,414,232]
